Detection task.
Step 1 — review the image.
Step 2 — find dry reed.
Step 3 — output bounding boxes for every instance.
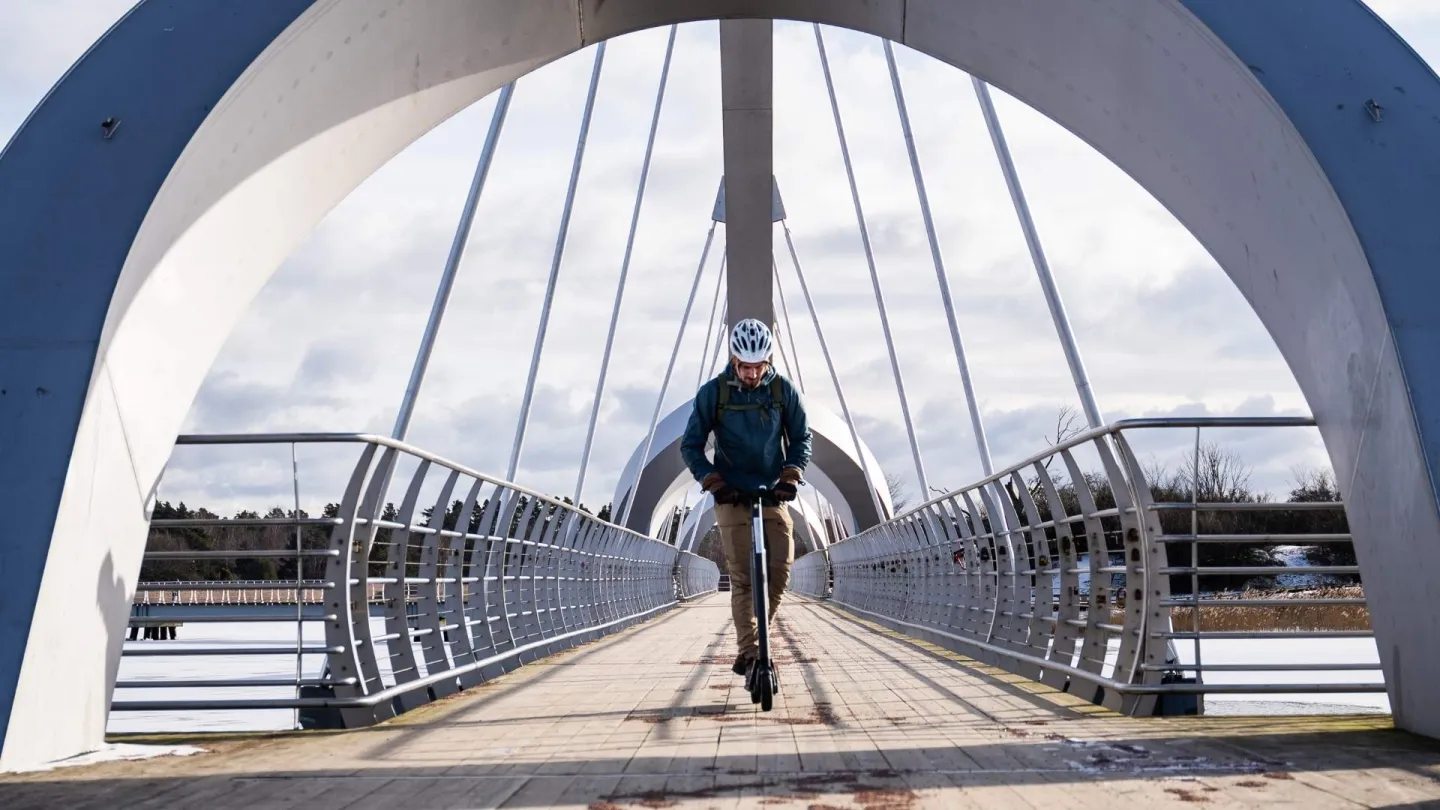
[1163,586,1369,632]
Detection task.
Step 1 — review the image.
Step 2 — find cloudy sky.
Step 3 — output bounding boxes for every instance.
[4,2,1439,522]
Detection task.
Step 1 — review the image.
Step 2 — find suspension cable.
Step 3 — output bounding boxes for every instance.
[696,256,726,391]
[393,83,516,441]
[575,26,678,506]
[968,77,1157,656]
[772,314,794,381]
[620,215,722,527]
[508,43,607,480]
[781,221,887,523]
[773,258,807,392]
[814,25,929,496]
[972,77,1104,428]
[707,301,728,379]
[883,41,997,478]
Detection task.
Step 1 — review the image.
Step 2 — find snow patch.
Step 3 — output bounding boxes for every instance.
[1054,737,1280,775]
[5,743,206,774]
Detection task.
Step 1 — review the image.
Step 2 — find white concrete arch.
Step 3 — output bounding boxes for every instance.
[6,0,1440,768]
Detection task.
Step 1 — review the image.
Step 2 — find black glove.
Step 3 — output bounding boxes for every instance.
[774,466,803,502]
[714,485,742,505]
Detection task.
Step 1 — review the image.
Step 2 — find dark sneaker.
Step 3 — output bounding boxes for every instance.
[732,651,755,676]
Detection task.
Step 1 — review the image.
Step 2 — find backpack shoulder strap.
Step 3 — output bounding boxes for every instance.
[714,372,786,422]
[714,373,730,423]
[773,377,789,453]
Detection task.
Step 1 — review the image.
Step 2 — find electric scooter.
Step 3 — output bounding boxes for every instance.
[742,490,780,711]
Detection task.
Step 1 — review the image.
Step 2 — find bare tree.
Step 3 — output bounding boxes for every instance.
[1035,404,1087,482]
[1289,465,1340,502]
[1287,465,1353,574]
[885,471,913,513]
[1186,443,1260,503]
[1007,404,1092,510]
[1046,403,1086,447]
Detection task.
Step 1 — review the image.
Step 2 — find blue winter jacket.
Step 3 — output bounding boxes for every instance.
[680,365,812,495]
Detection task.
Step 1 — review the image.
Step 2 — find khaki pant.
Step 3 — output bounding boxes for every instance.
[717,502,794,657]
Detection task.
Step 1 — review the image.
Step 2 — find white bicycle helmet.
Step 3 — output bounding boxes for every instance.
[729,318,774,364]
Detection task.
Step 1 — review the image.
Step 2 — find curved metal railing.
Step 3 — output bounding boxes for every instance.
[791,550,830,598]
[676,552,721,599]
[114,433,714,725]
[793,417,1381,715]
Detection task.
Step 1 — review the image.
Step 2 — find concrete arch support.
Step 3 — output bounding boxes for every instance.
[3,0,1440,768]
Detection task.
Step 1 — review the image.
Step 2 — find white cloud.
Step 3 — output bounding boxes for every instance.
[2,3,1435,520]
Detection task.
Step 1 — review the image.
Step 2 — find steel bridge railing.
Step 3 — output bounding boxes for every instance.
[113,433,720,726]
[792,416,1380,715]
[676,551,721,600]
[790,550,830,598]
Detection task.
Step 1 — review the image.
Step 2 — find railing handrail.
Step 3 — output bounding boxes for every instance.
[173,432,664,548]
[1109,416,1317,430]
[133,578,329,584]
[878,415,1320,525]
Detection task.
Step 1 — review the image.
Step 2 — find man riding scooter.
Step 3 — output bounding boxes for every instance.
[679,318,812,677]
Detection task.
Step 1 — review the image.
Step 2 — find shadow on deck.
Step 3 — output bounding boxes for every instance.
[3,596,1437,808]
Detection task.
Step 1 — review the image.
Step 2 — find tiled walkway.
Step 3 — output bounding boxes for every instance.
[3,595,1439,808]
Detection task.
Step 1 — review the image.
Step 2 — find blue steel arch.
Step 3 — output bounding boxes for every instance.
[1,0,1438,768]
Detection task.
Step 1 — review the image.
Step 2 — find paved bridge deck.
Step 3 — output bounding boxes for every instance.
[3,596,1439,808]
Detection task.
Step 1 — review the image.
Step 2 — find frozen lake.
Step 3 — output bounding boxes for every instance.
[108,618,1387,734]
[111,620,334,735]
